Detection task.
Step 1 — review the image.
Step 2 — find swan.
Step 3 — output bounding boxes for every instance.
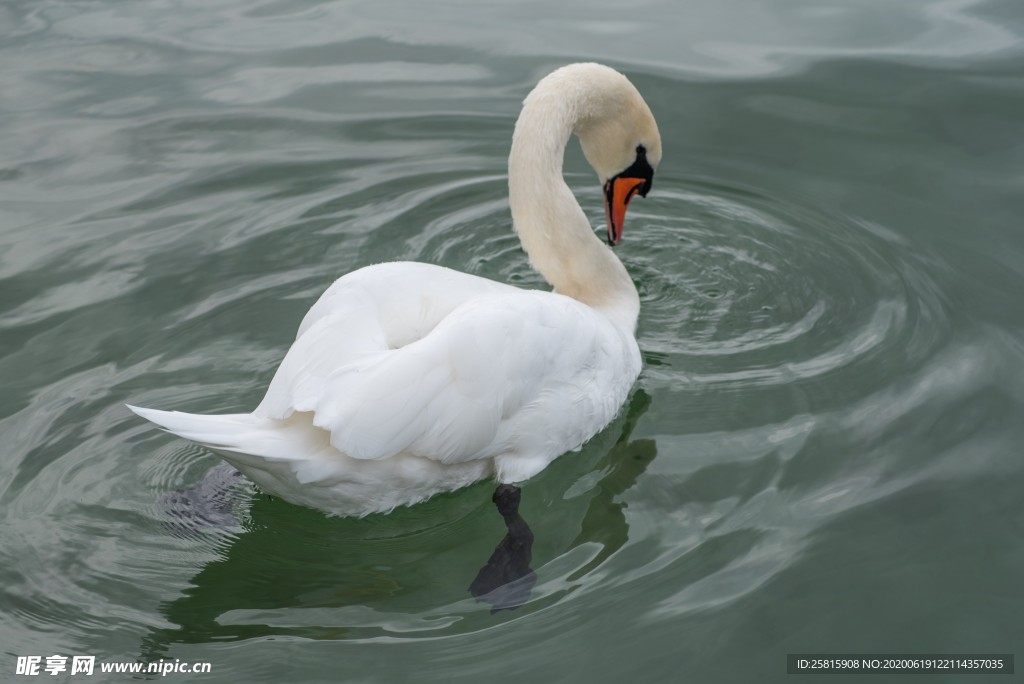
[130,63,662,517]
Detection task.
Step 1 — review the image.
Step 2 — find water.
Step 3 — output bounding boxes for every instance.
[2,0,1023,680]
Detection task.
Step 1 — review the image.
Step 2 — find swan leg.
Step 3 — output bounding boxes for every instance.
[468,484,537,613]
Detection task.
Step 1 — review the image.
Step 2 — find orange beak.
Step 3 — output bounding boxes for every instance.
[603,176,646,246]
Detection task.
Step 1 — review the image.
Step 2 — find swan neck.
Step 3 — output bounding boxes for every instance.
[508,94,640,333]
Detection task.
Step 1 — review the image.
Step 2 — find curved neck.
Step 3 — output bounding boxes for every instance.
[507,92,640,333]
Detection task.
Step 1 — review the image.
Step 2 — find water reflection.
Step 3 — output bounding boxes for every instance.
[469,484,536,613]
[159,464,244,538]
[567,391,656,582]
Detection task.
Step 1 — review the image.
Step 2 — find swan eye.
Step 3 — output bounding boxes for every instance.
[611,145,654,198]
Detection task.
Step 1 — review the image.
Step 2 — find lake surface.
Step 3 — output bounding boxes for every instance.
[1,0,1023,681]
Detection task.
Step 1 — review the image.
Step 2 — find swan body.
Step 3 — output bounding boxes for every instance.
[130,63,662,517]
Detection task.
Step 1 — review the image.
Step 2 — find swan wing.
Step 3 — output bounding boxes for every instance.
[252,261,515,421]
[255,271,639,470]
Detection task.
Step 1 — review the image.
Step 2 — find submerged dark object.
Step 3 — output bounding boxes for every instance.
[469,484,537,613]
[159,464,245,537]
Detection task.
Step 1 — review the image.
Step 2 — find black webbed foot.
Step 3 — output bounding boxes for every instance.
[469,484,537,613]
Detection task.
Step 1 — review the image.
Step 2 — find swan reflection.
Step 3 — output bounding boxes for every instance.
[469,484,536,613]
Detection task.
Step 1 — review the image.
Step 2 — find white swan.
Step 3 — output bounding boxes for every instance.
[130,63,661,517]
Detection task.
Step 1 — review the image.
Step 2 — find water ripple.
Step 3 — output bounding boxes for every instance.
[1,19,1022,675]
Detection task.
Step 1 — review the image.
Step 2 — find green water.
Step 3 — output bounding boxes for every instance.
[2,0,1023,681]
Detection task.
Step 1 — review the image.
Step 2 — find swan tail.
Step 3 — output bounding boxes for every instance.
[127,405,260,452]
[128,404,351,512]
[128,404,498,517]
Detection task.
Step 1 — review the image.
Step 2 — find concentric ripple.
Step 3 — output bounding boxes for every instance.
[624,179,949,396]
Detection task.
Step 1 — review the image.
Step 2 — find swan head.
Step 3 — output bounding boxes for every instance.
[568,64,662,246]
